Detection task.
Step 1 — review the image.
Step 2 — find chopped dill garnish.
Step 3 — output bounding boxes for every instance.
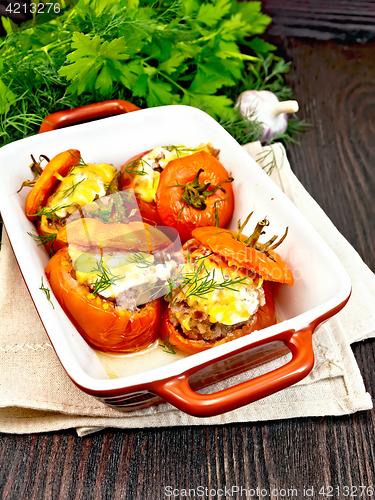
[59,178,85,198]
[27,230,57,256]
[126,252,154,269]
[163,145,201,157]
[91,256,123,296]
[256,147,279,176]
[89,200,113,223]
[68,150,88,167]
[123,158,152,178]
[159,333,176,354]
[29,203,73,219]
[182,259,251,300]
[39,277,54,309]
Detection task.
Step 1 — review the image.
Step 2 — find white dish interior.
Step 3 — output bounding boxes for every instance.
[0,105,351,392]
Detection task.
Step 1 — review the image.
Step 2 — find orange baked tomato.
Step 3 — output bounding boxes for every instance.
[54,218,174,253]
[25,149,119,256]
[45,247,162,353]
[24,149,81,255]
[155,151,234,242]
[192,225,294,286]
[25,149,81,221]
[160,214,292,354]
[119,150,163,226]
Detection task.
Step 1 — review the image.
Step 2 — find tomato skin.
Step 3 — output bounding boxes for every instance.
[155,151,234,242]
[119,151,163,226]
[54,218,172,253]
[45,248,162,353]
[161,281,276,355]
[192,226,294,286]
[25,149,81,221]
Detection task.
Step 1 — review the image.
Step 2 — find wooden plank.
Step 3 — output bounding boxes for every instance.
[1,37,375,500]
[262,0,375,40]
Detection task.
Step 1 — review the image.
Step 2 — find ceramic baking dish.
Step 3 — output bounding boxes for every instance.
[0,101,351,417]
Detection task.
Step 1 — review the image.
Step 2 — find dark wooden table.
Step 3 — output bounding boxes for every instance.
[1,16,375,500]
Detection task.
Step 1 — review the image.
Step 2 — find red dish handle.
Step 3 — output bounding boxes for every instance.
[39,99,141,133]
[149,326,315,417]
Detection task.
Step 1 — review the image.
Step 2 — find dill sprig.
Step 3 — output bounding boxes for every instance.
[220,110,264,146]
[123,157,152,178]
[27,230,57,256]
[163,145,202,158]
[29,203,73,219]
[275,117,312,148]
[68,150,88,166]
[126,252,154,269]
[39,277,54,309]
[0,1,307,154]
[89,199,113,223]
[159,333,176,355]
[91,256,123,296]
[88,192,138,224]
[182,259,251,300]
[59,178,85,198]
[0,0,306,150]
[256,147,279,176]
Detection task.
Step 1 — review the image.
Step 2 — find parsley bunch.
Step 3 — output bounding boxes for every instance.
[0,0,304,148]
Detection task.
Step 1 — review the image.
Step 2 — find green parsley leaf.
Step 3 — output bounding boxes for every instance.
[58,33,129,95]
[195,0,232,27]
[147,78,174,107]
[0,0,306,148]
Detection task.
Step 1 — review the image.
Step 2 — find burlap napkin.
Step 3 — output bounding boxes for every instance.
[1,142,373,436]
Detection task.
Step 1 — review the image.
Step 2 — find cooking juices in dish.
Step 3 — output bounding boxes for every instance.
[23,144,293,362]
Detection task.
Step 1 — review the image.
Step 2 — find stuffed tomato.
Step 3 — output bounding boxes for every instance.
[119,144,234,241]
[161,214,293,354]
[45,218,181,353]
[25,149,118,254]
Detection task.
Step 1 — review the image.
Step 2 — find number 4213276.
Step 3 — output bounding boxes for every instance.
[6,3,61,14]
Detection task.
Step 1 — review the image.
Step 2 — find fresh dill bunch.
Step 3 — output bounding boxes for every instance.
[219,110,264,146]
[0,0,308,150]
[234,55,295,102]
[277,117,313,147]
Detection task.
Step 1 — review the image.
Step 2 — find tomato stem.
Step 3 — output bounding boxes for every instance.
[237,212,254,240]
[236,213,290,256]
[179,169,234,210]
[244,218,270,247]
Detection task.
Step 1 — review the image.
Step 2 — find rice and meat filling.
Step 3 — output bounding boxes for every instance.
[68,246,184,313]
[165,242,266,343]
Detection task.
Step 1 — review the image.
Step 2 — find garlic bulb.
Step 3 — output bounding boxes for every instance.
[235,90,299,141]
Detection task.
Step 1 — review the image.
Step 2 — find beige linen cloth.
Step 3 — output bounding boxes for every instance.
[1,142,374,437]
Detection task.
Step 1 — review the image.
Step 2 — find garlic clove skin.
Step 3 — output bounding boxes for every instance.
[235,90,299,141]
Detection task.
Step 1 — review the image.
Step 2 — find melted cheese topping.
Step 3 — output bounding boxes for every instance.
[47,163,117,218]
[68,246,179,302]
[132,144,212,203]
[181,259,264,327]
